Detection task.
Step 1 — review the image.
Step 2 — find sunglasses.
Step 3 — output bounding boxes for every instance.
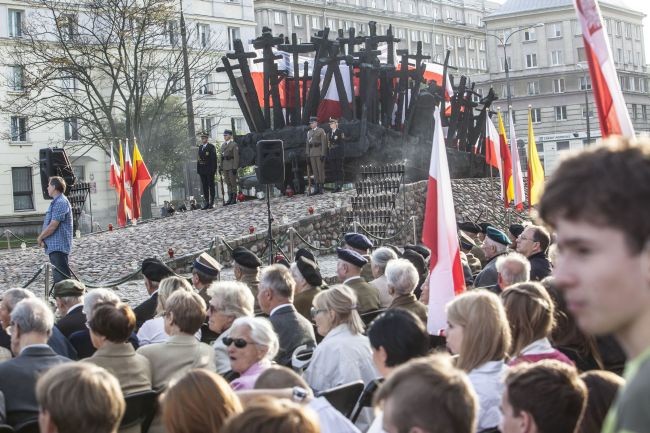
[222,337,252,348]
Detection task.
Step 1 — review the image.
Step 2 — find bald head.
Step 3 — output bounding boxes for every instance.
[496,252,531,289]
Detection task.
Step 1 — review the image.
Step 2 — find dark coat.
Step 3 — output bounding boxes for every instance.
[389,293,428,325]
[133,292,159,331]
[56,306,86,338]
[269,305,316,367]
[472,253,505,290]
[69,329,140,360]
[344,277,381,314]
[528,252,552,281]
[0,326,76,360]
[197,142,218,175]
[327,128,344,159]
[0,346,70,427]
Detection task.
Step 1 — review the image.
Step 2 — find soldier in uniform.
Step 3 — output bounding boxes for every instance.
[344,232,375,282]
[306,116,327,194]
[221,129,240,206]
[327,117,345,192]
[335,248,380,313]
[473,227,511,291]
[196,131,218,209]
[232,246,263,313]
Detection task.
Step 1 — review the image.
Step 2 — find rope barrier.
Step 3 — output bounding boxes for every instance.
[289,227,343,252]
[355,217,414,241]
[21,264,45,288]
[3,229,37,246]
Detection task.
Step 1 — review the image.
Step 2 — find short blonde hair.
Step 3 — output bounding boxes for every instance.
[37,363,125,433]
[157,276,194,314]
[165,290,206,335]
[207,281,254,318]
[446,290,511,371]
[313,284,365,335]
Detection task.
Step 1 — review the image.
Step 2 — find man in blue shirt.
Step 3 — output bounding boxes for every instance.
[37,176,73,284]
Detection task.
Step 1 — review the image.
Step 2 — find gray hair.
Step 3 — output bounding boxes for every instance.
[260,264,295,299]
[2,288,35,311]
[496,252,531,288]
[11,298,55,336]
[207,281,254,318]
[230,316,279,361]
[385,259,419,296]
[371,247,399,274]
[57,295,83,309]
[83,289,120,320]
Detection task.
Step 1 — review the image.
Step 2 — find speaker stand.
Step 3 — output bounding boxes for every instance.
[259,184,287,265]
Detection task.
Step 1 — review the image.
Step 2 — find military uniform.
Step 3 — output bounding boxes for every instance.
[327,118,345,192]
[232,246,262,313]
[306,117,327,194]
[197,133,218,209]
[221,130,240,205]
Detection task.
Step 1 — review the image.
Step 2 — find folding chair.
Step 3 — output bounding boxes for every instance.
[14,420,38,433]
[316,380,364,418]
[360,309,386,327]
[121,390,159,433]
[0,425,14,433]
[350,378,383,423]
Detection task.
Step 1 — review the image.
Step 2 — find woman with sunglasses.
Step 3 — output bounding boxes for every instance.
[226,316,279,390]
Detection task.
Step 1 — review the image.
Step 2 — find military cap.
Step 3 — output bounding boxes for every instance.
[232,246,262,269]
[199,131,209,138]
[344,233,373,251]
[457,221,481,234]
[336,247,368,268]
[403,249,427,276]
[486,227,511,246]
[328,117,338,123]
[403,244,431,260]
[509,224,525,238]
[478,222,495,234]
[309,116,318,123]
[193,252,222,277]
[223,129,233,136]
[52,279,85,298]
[384,244,404,257]
[459,231,476,251]
[297,256,323,287]
[141,258,175,282]
[294,248,316,264]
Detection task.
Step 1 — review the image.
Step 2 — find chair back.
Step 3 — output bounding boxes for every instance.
[291,344,314,373]
[360,309,385,327]
[316,380,364,418]
[0,425,14,433]
[121,390,159,433]
[350,378,384,423]
[14,420,38,433]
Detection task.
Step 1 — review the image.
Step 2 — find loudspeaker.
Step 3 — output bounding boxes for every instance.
[256,140,285,185]
[39,148,76,199]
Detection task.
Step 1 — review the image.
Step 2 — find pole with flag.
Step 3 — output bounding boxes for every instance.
[421,104,465,335]
[485,114,505,202]
[123,139,133,221]
[508,108,526,211]
[574,0,634,138]
[131,138,152,221]
[527,106,545,207]
[116,140,129,227]
[496,109,514,208]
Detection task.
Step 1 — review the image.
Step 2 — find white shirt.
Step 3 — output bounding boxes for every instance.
[467,360,508,431]
[370,275,392,308]
[520,337,556,356]
[137,316,202,346]
[308,397,361,433]
[212,326,232,374]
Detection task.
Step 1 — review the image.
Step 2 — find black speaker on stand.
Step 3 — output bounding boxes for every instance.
[39,148,76,199]
[256,140,287,265]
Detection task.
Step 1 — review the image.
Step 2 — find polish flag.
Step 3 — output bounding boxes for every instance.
[575,0,634,137]
[316,64,353,122]
[508,111,526,211]
[109,143,121,192]
[485,116,505,201]
[497,111,514,208]
[116,141,129,227]
[123,140,133,220]
[423,62,454,109]
[422,105,466,334]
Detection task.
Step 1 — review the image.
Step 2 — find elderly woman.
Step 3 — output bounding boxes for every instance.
[226,316,279,390]
[69,288,121,359]
[207,282,255,374]
[137,276,200,345]
[385,259,428,324]
[83,302,152,395]
[304,284,378,393]
[290,257,323,319]
[369,247,398,308]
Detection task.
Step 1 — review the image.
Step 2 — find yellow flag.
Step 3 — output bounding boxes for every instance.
[527,107,545,206]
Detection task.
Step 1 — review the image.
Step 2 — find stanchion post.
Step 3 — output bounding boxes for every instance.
[5,230,11,250]
[215,236,221,264]
[412,216,417,245]
[288,228,295,261]
[43,263,50,301]
[353,220,358,233]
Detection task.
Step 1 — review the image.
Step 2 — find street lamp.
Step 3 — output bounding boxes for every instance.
[577,62,591,145]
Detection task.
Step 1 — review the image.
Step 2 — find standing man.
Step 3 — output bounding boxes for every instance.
[37,176,73,284]
[327,117,345,192]
[515,225,552,281]
[472,227,510,290]
[197,131,217,209]
[306,116,327,195]
[221,129,239,206]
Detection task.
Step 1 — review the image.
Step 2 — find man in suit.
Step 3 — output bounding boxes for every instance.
[344,232,374,282]
[336,248,381,314]
[232,246,263,313]
[327,117,345,192]
[221,129,240,206]
[52,279,86,338]
[257,264,315,367]
[197,131,218,209]
[516,224,553,281]
[306,116,327,195]
[133,257,175,330]
[473,227,511,291]
[0,298,70,427]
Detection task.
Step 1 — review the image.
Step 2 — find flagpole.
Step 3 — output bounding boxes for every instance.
[485,109,496,203]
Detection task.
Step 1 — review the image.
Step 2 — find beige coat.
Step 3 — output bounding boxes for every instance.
[82,342,152,395]
[306,127,327,157]
[221,139,240,170]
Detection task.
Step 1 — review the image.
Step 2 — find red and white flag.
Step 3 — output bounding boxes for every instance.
[316,64,353,122]
[422,105,466,334]
[485,116,505,201]
[423,62,453,116]
[575,0,634,137]
[508,111,526,210]
[123,140,133,220]
[109,142,121,191]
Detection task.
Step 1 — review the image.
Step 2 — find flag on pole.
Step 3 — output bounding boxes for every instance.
[527,107,545,207]
[123,140,133,221]
[316,64,353,122]
[109,142,121,191]
[485,116,505,201]
[116,141,129,227]
[496,111,514,208]
[131,139,152,221]
[574,0,634,137]
[508,110,526,211]
[422,105,465,335]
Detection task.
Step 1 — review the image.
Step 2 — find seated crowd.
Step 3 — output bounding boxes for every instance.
[1,136,649,433]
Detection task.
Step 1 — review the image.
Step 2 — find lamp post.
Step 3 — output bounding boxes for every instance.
[577,63,591,145]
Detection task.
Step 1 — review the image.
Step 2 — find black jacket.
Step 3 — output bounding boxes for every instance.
[269,305,316,367]
[197,142,218,175]
[133,292,159,330]
[528,252,552,281]
[327,128,344,158]
[56,306,86,338]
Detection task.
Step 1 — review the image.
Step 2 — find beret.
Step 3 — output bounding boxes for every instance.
[297,256,323,287]
[336,247,368,268]
[344,233,373,251]
[232,246,262,269]
[403,249,427,276]
[384,244,404,257]
[294,248,316,264]
[403,244,431,260]
[309,116,318,123]
[52,279,85,298]
[478,222,495,234]
[141,258,175,282]
[457,221,481,234]
[223,129,233,135]
[486,227,511,246]
[509,224,525,238]
[193,252,222,277]
[459,231,477,251]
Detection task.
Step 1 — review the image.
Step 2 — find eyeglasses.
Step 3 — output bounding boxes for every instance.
[518,236,534,242]
[208,305,223,314]
[310,307,326,318]
[222,337,253,348]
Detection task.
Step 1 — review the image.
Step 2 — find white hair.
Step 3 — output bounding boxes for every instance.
[11,298,54,336]
[230,316,279,360]
[371,247,399,273]
[385,259,419,296]
[207,281,255,318]
[83,289,120,320]
[496,252,531,287]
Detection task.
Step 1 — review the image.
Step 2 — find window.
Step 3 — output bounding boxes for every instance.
[458,57,465,68]
[523,28,536,41]
[227,27,239,51]
[573,19,582,35]
[12,167,33,211]
[327,19,335,29]
[551,50,563,65]
[57,14,77,41]
[433,8,439,20]
[72,165,85,182]
[445,35,452,46]
[167,21,178,45]
[626,50,632,64]
[643,105,648,120]
[531,108,542,123]
[479,40,485,51]
[468,39,475,49]
[630,104,637,119]
[557,141,570,151]
[64,117,79,141]
[525,53,537,68]
[397,1,402,12]
[198,76,213,95]
[62,75,79,92]
[555,106,567,121]
[577,46,586,62]
[311,16,320,29]
[527,81,539,95]
[500,56,511,71]
[635,25,641,40]
[410,2,415,13]
[9,66,24,92]
[615,21,621,36]
[9,10,23,37]
[457,37,464,47]
[625,23,631,38]
[617,48,623,63]
[274,11,283,25]
[11,116,27,142]
[469,58,475,69]
[435,34,442,45]
[411,31,418,42]
[579,76,592,90]
[201,117,213,136]
[635,52,641,66]
[398,29,404,38]
[423,33,430,44]
[549,22,562,38]
[294,14,302,27]
[456,10,462,22]
[479,58,486,70]
[553,78,566,93]
[582,104,594,118]
[196,23,209,47]
[477,17,482,27]
[233,117,244,133]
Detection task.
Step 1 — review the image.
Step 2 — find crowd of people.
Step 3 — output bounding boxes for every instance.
[3,136,650,433]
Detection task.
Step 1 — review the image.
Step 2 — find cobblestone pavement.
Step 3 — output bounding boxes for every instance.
[0,190,355,300]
